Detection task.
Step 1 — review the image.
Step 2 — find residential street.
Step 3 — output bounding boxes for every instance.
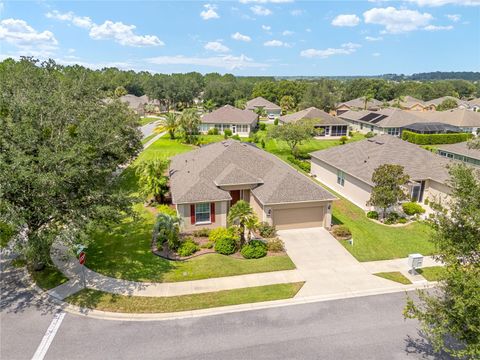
[1,261,449,360]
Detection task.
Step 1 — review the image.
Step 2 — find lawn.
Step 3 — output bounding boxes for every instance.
[374,271,412,285]
[66,282,304,313]
[417,266,445,282]
[141,133,157,144]
[30,263,69,290]
[139,116,159,126]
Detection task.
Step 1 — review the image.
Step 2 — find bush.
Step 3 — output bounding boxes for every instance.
[385,212,400,225]
[215,235,238,255]
[177,239,199,257]
[241,240,267,259]
[287,156,311,173]
[366,211,379,219]
[398,217,408,224]
[348,131,354,137]
[340,136,348,145]
[232,134,241,140]
[261,139,266,148]
[156,204,177,217]
[253,134,259,143]
[193,228,210,237]
[154,213,180,250]
[267,237,284,252]
[274,118,279,125]
[296,152,311,160]
[402,202,426,216]
[224,129,232,137]
[208,227,230,243]
[208,127,219,135]
[365,132,375,138]
[200,241,214,249]
[401,130,473,145]
[332,225,351,239]
[257,222,276,238]
[259,123,266,131]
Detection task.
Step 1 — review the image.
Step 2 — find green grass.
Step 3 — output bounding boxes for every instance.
[374,271,412,285]
[141,133,157,144]
[139,117,159,126]
[417,266,445,281]
[66,282,304,313]
[30,263,69,290]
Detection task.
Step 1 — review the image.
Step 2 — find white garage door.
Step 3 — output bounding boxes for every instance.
[273,206,325,230]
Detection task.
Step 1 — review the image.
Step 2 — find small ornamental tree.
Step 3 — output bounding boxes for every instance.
[367,164,410,219]
[267,119,317,158]
[136,159,170,204]
[436,98,458,111]
[227,200,258,248]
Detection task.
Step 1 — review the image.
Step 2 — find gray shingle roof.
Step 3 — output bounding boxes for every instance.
[388,96,426,108]
[170,140,336,204]
[425,96,460,107]
[279,107,348,125]
[438,142,480,161]
[310,135,452,185]
[336,98,383,110]
[201,105,258,125]
[246,97,281,110]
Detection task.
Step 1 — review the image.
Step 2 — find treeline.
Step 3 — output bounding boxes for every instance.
[2,57,479,113]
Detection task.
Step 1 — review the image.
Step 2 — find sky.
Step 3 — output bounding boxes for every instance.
[1,0,479,76]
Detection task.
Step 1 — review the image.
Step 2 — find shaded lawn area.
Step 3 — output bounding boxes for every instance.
[66,282,304,313]
[374,271,412,285]
[417,266,445,282]
[30,263,69,290]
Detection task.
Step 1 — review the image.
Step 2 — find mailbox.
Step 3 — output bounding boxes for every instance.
[408,253,423,270]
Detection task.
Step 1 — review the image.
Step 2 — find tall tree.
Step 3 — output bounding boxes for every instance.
[227,200,258,248]
[178,108,200,144]
[405,164,480,358]
[367,164,410,219]
[436,98,458,111]
[298,80,337,112]
[267,120,317,157]
[136,158,170,204]
[280,95,295,114]
[203,99,216,113]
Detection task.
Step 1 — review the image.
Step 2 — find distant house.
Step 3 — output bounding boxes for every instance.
[437,142,480,167]
[119,94,162,115]
[200,105,258,137]
[425,96,462,110]
[310,135,453,210]
[389,96,433,111]
[467,98,480,112]
[245,97,281,117]
[402,122,462,134]
[336,98,383,115]
[169,140,336,231]
[279,107,349,137]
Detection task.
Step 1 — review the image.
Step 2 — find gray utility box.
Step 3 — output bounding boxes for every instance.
[408,254,424,270]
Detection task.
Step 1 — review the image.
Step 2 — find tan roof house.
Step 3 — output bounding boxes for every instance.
[279,107,349,137]
[246,97,281,116]
[200,105,258,137]
[169,140,337,231]
[389,96,433,111]
[310,135,452,210]
[119,94,162,115]
[336,98,383,115]
[437,141,480,167]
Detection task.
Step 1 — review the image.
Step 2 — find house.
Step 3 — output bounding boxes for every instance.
[425,96,465,110]
[169,140,337,231]
[467,98,480,112]
[411,109,480,135]
[389,96,433,111]
[246,97,282,117]
[119,94,162,115]
[336,98,383,115]
[279,107,349,137]
[402,122,462,134]
[200,105,258,137]
[437,142,480,167]
[310,135,452,210]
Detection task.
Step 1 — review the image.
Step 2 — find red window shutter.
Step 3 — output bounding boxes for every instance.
[190,204,195,224]
[211,202,216,223]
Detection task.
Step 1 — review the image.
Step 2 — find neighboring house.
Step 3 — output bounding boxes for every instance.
[402,122,462,134]
[336,98,383,115]
[389,96,433,111]
[340,108,480,136]
[310,135,452,210]
[200,105,258,137]
[169,140,337,231]
[245,97,282,117]
[467,98,480,112]
[437,142,480,167]
[279,107,349,137]
[425,96,466,110]
[119,94,162,115]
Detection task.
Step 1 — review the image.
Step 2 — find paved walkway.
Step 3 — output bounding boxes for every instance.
[50,243,304,300]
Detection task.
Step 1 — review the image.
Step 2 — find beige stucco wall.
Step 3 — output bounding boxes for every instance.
[177,201,228,232]
[424,179,451,207]
[311,157,373,210]
[250,193,267,223]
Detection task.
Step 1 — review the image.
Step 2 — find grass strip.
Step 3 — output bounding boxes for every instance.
[374,271,412,285]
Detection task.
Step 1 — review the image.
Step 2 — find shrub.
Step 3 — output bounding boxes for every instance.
[366,211,379,219]
[156,204,177,217]
[402,202,426,216]
[398,217,408,224]
[261,139,266,148]
[215,235,238,255]
[274,118,279,125]
[200,241,214,249]
[223,128,232,137]
[253,134,259,143]
[340,136,348,145]
[332,225,351,239]
[348,131,354,137]
[296,152,311,160]
[154,213,180,250]
[208,127,219,135]
[208,227,230,243]
[177,239,199,257]
[385,212,400,225]
[401,130,473,145]
[232,134,241,140]
[193,228,210,237]
[365,132,375,138]
[267,237,284,252]
[257,222,276,238]
[287,156,311,173]
[259,123,266,131]
[241,240,267,259]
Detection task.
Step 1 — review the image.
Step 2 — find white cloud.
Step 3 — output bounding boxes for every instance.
[46,10,93,29]
[146,54,267,70]
[290,9,304,16]
[282,30,294,35]
[365,35,383,41]
[300,42,361,58]
[372,52,381,56]
[250,5,272,16]
[406,0,480,6]
[305,28,312,32]
[331,14,361,27]
[363,7,433,33]
[446,14,461,22]
[204,41,230,52]
[264,39,284,47]
[262,25,271,31]
[0,18,58,56]
[89,21,164,47]
[200,4,220,20]
[231,31,251,42]
[424,24,453,31]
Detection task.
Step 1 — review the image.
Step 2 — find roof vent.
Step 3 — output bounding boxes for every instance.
[375,141,384,145]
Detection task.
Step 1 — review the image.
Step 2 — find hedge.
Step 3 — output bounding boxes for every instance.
[401,130,473,145]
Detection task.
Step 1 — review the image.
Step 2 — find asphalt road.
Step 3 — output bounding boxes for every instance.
[1,261,450,360]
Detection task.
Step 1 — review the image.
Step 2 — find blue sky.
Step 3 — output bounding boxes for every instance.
[1,0,479,75]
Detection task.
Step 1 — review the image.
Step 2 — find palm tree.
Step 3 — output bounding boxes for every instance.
[227,200,259,248]
[178,108,201,144]
[393,95,405,109]
[203,99,216,113]
[153,213,181,250]
[156,112,178,139]
[136,158,170,204]
[255,107,267,118]
[363,92,374,110]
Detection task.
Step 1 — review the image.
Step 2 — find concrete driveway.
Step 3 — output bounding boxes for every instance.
[278,227,402,298]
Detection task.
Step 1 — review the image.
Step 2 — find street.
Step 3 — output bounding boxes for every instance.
[1,261,449,360]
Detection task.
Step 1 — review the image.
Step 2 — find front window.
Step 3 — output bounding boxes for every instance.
[195,203,211,223]
[331,125,347,136]
[386,128,400,136]
[337,170,345,187]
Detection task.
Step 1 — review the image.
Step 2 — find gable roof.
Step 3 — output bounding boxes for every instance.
[170,140,336,205]
[438,142,480,161]
[279,107,348,125]
[408,109,480,128]
[246,97,281,110]
[425,96,460,107]
[336,98,383,110]
[310,135,452,186]
[201,105,258,125]
[389,96,426,109]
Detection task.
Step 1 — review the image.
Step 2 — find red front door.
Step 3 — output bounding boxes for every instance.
[230,190,240,206]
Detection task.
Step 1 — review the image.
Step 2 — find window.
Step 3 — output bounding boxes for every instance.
[386,128,400,136]
[337,170,345,187]
[331,125,347,137]
[195,203,211,223]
